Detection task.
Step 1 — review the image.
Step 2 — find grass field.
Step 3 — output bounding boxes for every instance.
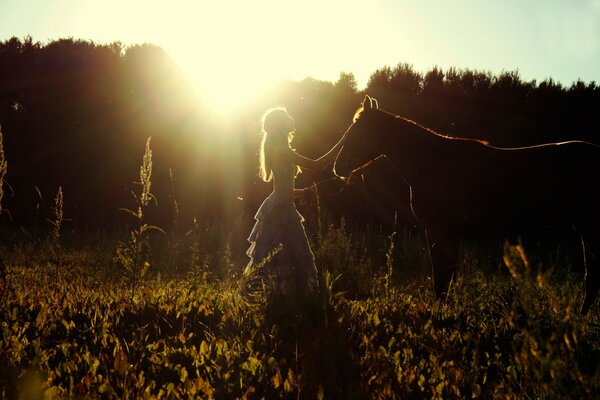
[0,224,598,399]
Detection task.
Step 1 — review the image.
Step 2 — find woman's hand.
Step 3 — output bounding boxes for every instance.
[294,186,316,205]
[288,130,348,171]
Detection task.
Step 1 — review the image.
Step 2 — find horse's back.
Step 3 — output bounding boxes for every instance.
[437,139,599,231]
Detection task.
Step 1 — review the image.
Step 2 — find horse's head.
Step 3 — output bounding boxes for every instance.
[334,95,384,177]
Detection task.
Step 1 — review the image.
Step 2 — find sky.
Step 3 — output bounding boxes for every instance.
[1,0,599,112]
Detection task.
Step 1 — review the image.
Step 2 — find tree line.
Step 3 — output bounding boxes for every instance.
[0,37,598,232]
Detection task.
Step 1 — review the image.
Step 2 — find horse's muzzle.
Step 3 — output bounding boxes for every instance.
[333,158,351,178]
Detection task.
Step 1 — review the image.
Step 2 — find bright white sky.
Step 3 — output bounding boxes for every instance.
[1,0,599,112]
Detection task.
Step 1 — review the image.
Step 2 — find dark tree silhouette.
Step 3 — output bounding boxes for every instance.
[0,36,598,232]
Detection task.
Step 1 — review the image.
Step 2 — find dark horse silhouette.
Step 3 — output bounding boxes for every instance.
[334,96,599,313]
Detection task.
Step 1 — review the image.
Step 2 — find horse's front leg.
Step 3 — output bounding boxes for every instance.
[579,226,599,314]
[425,227,460,301]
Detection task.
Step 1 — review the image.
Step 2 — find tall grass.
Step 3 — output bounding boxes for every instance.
[0,125,8,313]
[45,186,64,277]
[313,219,374,298]
[115,138,164,300]
[0,124,7,217]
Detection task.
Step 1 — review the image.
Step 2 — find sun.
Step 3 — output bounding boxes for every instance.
[153,1,306,115]
[176,50,282,115]
[137,0,361,115]
[68,0,291,114]
[72,0,362,115]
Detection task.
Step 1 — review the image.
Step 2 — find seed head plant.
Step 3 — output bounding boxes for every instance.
[47,186,64,276]
[139,137,153,209]
[166,168,184,274]
[0,124,7,216]
[384,232,396,299]
[116,137,164,300]
[49,186,63,244]
[0,125,6,309]
[186,216,210,283]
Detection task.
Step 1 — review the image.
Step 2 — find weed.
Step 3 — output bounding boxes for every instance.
[0,124,7,216]
[115,138,164,300]
[45,186,64,276]
[314,219,373,298]
[384,232,396,299]
[0,126,8,311]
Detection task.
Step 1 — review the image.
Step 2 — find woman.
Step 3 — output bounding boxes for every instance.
[245,107,347,295]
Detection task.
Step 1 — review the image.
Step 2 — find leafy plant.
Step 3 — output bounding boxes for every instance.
[313,219,373,298]
[1,254,597,399]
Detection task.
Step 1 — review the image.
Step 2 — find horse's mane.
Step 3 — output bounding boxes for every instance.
[397,114,491,146]
[354,106,490,146]
[354,105,600,150]
[352,106,365,123]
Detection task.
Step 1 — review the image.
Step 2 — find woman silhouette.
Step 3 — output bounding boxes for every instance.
[245,108,347,295]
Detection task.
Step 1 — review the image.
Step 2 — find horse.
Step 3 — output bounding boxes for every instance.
[334,95,600,314]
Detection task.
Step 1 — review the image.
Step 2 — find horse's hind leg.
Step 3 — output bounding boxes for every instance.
[426,227,460,301]
[579,226,599,314]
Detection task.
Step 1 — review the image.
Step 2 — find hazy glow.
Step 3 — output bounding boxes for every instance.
[145,1,400,113]
[66,0,397,113]
[1,0,599,113]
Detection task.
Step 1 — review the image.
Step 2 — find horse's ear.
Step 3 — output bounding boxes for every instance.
[362,95,372,110]
[372,98,379,109]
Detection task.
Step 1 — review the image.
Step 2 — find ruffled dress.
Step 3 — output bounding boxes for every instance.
[245,153,318,295]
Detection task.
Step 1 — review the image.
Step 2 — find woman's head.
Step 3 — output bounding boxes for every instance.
[262,108,294,137]
[258,107,299,182]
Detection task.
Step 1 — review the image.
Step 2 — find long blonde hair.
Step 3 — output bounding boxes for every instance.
[259,108,301,182]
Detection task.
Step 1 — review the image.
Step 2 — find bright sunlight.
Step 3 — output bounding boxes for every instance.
[69,0,399,114]
[164,0,376,114]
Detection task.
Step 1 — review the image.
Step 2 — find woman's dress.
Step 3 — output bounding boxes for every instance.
[245,152,318,295]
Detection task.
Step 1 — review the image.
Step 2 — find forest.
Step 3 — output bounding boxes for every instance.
[1,36,599,232]
[0,36,599,398]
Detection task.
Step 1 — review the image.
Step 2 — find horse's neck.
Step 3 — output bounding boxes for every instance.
[381,116,439,182]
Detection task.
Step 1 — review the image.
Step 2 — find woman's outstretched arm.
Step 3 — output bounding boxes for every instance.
[288,131,348,171]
